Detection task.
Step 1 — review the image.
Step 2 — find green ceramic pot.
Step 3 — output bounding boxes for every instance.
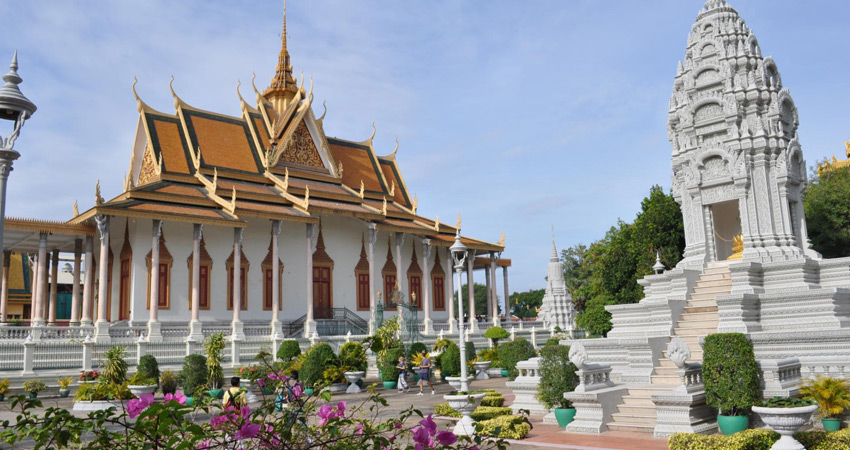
[554,408,577,427]
[185,397,195,406]
[206,389,224,399]
[356,379,364,388]
[59,389,70,398]
[382,381,398,390]
[717,414,749,435]
[28,392,38,399]
[500,369,510,377]
[440,373,447,382]
[304,388,314,396]
[0,394,5,402]
[823,418,842,432]
[413,374,420,382]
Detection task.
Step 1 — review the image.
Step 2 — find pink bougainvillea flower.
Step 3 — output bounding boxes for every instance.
[240,404,251,419]
[163,390,187,405]
[336,401,347,417]
[127,393,154,418]
[234,423,261,440]
[418,415,437,435]
[412,426,431,446]
[317,404,335,426]
[291,385,303,399]
[355,423,364,435]
[256,378,266,388]
[435,430,457,446]
[210,412,238,429]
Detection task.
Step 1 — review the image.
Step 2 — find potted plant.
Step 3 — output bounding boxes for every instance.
[101,346,129,385]
[537,342,578,427]
[0,378,8,401]
[58,377,73,398]
[204,333,226,399]
[442,342,473,390]
[484,326,510,348]
[800,376,850,432]
[497,338,536,379]
[180,354,207,405]
[72,381,134,411]
[160,370,178,396]
[443,390,487,436]
[137,354,160,385]
[22,379,46,399]
[277,339,301,364]
[127,372,158,397]
[703,333,760,435]
[752,396,817,448]
[79,370,100,385]
[339,342,367,394]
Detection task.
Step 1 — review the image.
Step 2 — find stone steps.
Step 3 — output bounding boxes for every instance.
[683,305,718,314]
[677,311,718,321]
[676,318,718,328]
[673,327,717,336]
[607,385,676,432]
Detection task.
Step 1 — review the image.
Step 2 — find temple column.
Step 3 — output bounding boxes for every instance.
[421,239,433,335]
[394,233,405,327]
[485,266,492,319]
[147,220,163,342]
[29,255,37,323]
[466,250,478,333]
[47,250,58,325]
[231,228,245,340]
[81,236,94,327]
[94,215,111,342]
[32,232,48,327]
[366,224,378,335]
[446,249,456,333]
[188,224,204,341]
[270,220,282,336]
[502,266,510,320]
[0,251,9,323]
[303,223,317,338]
[69,239,82,326]
[490,252,499,327]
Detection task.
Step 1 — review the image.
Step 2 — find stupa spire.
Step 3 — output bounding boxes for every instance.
[263,0,299,112]
[550,227,559,262]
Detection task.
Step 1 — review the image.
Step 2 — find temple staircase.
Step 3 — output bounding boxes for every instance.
[606,261,731,433]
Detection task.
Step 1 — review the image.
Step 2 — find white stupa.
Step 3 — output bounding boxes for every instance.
[538,233,576,336]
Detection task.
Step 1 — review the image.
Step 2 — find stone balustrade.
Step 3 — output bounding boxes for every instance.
[651,362,716,438]
[562,343,627,434]
[505,357,549,416]
[759,357,802,398]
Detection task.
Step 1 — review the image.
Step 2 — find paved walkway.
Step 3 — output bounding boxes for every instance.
[0,376,670,450]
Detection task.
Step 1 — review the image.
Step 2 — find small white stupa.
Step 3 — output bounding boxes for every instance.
[538,232,576,336]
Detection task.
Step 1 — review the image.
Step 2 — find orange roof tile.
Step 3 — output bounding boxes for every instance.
[379,159,410,207]
[147,116,191,174]
[183,110,261,173]
[327,139,387,194]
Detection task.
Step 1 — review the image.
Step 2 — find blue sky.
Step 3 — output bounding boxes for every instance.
[0,1,848,295]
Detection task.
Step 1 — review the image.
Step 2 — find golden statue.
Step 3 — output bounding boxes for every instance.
[727,234,744,260]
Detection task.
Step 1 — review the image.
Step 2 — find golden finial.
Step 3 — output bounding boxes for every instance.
[73,200,79,218]
[381,196,387,215]
[367,122,377,143]
[389,137,399,159]
[727,234,744,260]
[389,181,395,197]
[95,179,104,206]
[337,161,344,178]
[359,180,364,199]
[497,232,505,247]
[283,168,289,191]
[317,100,327,123]
[412,194,418,215]
[229,187,237,214]
[434,215,440,232]
[212,168,218,192]
[456,213,462,231]
[304,186,310,210]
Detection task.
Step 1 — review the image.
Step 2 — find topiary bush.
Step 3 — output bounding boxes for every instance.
[434,402,461,418]
[481,390,505,407]
[703,333,760,416]
[180,354,207,398]
[795,427,850,449]
[537,343,577,409]
[408,342,427,359]
[476,415,532,439]
[277,340,301,362]
[484,326,510,347]
[545,337,562,347]
[477,348,499,366]
[471,406,513,421]
[301,343,340,388]
[498,338,537,379]
[668,429,777,450]
[441,342,461,377]
[137,354,160,383]
[160,370,177,395]
[339,342,367,372]
[465,341,476,360]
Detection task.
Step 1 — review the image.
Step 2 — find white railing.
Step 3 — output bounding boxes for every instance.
[147,341,187,365]
[203,325,231,337]
[0,343,24,370]
[162,326,189,338]
[244,325,270,337]
[33,342,84,370]
[240,339,271,360]
[0,327,30,340]
[108,326,147,340]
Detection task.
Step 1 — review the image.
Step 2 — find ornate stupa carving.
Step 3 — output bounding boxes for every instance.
[263,1,300,114]
[668,0,819,267]
[538,234,576,335]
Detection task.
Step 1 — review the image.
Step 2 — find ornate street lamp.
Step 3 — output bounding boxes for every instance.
[0,52,36,258]
[449,230,470,392]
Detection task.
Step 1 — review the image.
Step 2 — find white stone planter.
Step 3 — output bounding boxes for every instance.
[77,380,98,386]
[344,371,365,394]
[325,383,349,393]
[128,385,157,397]
[444,392,486,436]
[73,400,123,411]
[445,376,474,391]
[752,405,818,450]
[473,361,492,380]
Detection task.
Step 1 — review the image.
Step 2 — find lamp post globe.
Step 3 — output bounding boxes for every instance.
[449,231,469,391]
[0,52,36,323]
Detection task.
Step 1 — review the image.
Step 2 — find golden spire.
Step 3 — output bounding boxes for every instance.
[263,0,299,112]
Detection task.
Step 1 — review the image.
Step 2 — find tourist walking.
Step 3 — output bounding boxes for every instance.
[222,376,245,409]
[396,356,410,392]
[417,354,435,395]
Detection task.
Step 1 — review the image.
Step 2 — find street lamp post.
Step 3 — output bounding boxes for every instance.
[450,230,470,392]
[0,52,36,324]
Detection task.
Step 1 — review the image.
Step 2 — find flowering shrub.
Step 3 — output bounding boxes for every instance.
[476,415,532,439]
[0,368,511,450]
[79,370,100,381]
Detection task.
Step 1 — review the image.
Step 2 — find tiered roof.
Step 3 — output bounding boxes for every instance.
[70,9,503,253]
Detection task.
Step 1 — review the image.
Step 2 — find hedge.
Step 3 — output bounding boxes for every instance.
[301,343,339,388]
[137,354,160,383]
[669,428,850,450]
[471,407,513,421]
[180,354,207,398]
[476,415,532,439]
[441,342,461,377]
[703,333,760,416]
[434,402,462,418]
[498,339,537,379]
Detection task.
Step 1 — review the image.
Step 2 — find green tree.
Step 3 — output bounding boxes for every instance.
[509,289,544,319]
[804,165,850,258]
[453,283,499,318]
[561,244,591,311]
